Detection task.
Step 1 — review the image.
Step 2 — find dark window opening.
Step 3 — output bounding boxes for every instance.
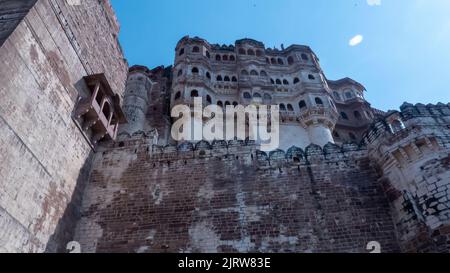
[191,90,199,97]
[299,100,307,109]
[288,56,294,65]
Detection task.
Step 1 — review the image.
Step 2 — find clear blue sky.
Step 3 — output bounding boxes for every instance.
[110,0,450,111]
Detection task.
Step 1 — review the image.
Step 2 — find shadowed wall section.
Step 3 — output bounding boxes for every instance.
[74,139,400,253]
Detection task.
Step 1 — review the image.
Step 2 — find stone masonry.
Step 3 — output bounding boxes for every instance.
[0,2,449,253]
[0,0,127,252]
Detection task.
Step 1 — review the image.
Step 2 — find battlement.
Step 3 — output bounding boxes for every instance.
[362,102,450,145]
[105,130,366,168]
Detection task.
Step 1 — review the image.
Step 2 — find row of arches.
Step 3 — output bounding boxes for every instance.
[240,69,268,77]
[269,74,314,86]
[238,48,263,56]
[179,46,310,66]
[243,92,272,101]
[215,54,236,62]
[279,97,325,112]
[216,75,238,82]
[180,67,316,87]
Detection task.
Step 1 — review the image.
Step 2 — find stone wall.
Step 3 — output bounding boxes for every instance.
[0,0,128,252]
[74,139,400,253]
[364,103,450,252]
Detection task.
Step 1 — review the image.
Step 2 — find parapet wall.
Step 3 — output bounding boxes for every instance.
[74,136,400,253]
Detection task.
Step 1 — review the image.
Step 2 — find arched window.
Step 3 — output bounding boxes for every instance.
[341,112,349,120]
[264,94,272,101]
[243,92,252,99]
[270,79,275,84]
[277,58,284,65]
[191,90,199,97]
[231,76,237,82]
[174,91,181,101]
[206,95,212,104]
[238,48,246,55]
[266,58,270,64]
[280,104,287,111]
[276,79,282,85]
[233,102,238,107]
[333,91,341,101]
[283,79,289,85]
[250,70,259,76]
[354,111,362,120]
[192,67,199,74]
[241,70,249,76]
[349,133,357,140]
[179,48,185,56]
[225,101,231,107]
[287,104,294,111]
[288,56,294,65]
[391,120,404,132]
[223,55,228,61]
[271,58,277,64]
[224,76,231,82]
[315,97,323,105]
[253,93,262,98]
[301,53,309,61]
[256,49,263,56]
[345,91,353,99]
[216,55,221,61]
[230,55,235,61]
[247,49,255,56]
[177,70,183,77]
[217,101,223,107]
[216,75,223,81]
[102,101,111,119]
[299,100,307,109]
[206,51,210,58]
[206,72,211,79]
[260,70,268,77]
[192,46,200,53]
[308,74,315,80]
[293,78,300,84]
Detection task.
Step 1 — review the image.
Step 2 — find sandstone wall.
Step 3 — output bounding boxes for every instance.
[364,103,450,252]
[74,139,400,253]
[0,0,128,252]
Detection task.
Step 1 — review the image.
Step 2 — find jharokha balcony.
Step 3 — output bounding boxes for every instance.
[73,73,127,148]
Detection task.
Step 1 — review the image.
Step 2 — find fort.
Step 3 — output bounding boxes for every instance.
[0,0,449,253]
